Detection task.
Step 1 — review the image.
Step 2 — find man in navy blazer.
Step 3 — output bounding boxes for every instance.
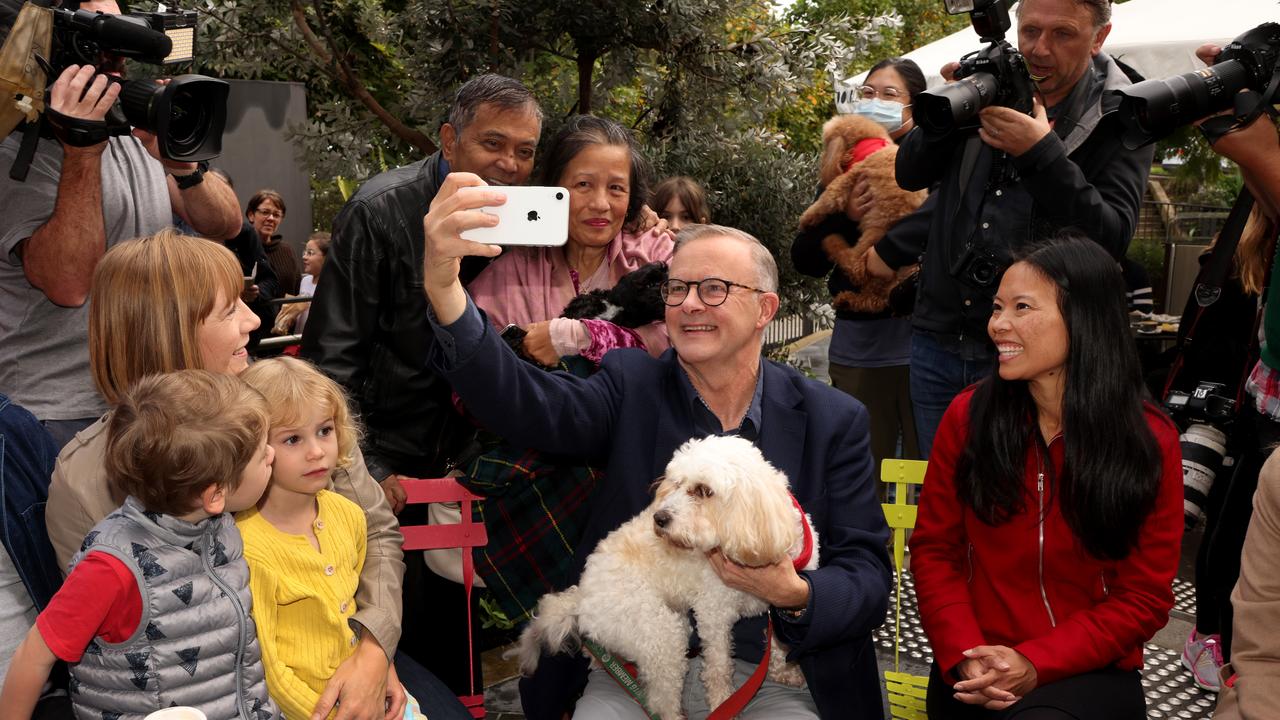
[421,174,891,719]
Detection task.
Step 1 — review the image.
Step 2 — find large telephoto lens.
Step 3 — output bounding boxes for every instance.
[1180,423,1228,530]
[117,74,229,161]
[1114,60,1252,149]
[915,72,1000,135]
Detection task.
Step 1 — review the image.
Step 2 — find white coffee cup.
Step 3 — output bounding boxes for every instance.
[144,708,207,720]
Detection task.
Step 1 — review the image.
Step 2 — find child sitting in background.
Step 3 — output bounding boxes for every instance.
[0,371,280,720]
[650,176,711,232]
[237,357,422,720]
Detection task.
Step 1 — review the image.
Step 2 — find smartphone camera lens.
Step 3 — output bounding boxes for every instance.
[555,191,564,200]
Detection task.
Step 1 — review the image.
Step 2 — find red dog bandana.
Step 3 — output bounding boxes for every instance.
[841,137,892,173]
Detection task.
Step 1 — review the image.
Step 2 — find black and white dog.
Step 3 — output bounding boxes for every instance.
[503,261,668,358]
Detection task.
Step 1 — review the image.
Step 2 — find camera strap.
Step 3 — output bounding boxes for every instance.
[1193,189,1255,308]
[7,117,41,182]
[948,134,987,248]
[1162,188,1262,402]
[43,107,112,147]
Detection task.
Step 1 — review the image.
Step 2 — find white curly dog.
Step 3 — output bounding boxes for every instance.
[515,435,819,719]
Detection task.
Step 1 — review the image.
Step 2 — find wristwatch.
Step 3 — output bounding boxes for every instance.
[172,161,209,190]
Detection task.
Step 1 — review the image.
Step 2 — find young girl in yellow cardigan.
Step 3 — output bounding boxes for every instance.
[237,357,425,720]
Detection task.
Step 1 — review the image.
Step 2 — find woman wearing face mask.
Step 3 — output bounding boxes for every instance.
[791,57,926,468]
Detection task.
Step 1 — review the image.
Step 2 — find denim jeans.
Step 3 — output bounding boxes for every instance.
[909,332,995,459]
[4,396,63,608]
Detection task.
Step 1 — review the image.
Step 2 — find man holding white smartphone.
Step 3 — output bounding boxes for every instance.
[300,74,542,701]
[422,186,892,719]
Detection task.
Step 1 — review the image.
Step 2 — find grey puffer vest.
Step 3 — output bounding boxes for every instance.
[67,498,280,720]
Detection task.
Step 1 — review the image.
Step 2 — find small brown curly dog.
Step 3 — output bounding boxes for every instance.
[798,114,926,314]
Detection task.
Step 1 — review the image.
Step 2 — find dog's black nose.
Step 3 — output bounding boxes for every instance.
[653,510,671,528]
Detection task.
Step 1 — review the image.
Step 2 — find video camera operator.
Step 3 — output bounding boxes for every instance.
[865,0,1155,456]
[0,0,241,449]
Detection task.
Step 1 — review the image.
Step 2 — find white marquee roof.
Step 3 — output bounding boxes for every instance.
[836,0,1278,112]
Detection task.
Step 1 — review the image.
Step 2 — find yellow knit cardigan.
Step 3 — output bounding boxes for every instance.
[237,489,367,720]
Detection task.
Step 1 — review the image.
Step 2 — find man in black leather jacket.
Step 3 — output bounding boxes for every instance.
[303,74,541,489]
[866,0,1154,457]
[300,74,541,693]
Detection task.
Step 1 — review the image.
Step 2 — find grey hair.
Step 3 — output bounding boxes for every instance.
[1017,0,1112,28]
[446,74,543,135]
[674,224,779,293]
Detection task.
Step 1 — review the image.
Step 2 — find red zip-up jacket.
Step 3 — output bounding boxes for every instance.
[909,389,1184,686]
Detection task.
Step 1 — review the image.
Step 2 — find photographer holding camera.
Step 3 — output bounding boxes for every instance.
[0,0,241,449]
[1180,38,1280,712]
[866,0,1155,457]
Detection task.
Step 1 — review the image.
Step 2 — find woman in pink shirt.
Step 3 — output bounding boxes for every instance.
[467,114,674,363]
[457,115,675,627]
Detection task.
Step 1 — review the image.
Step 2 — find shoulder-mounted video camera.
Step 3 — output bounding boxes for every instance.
[913,0,1037,136]
[1114,22,1280,149]
[0,0,227,178]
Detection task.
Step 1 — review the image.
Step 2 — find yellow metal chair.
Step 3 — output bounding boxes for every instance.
[882,459,930,720]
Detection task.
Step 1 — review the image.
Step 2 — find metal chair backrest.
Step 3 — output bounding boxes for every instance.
[881,459,929,720]
[398,477,489,719]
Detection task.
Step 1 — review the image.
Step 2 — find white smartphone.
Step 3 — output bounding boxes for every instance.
[460,186,570,246]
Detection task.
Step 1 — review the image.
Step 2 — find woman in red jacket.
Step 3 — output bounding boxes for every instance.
[909,234,1183,718]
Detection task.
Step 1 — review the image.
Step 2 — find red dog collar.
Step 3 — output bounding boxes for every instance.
[790,494,815,571]
[840,137,891,173]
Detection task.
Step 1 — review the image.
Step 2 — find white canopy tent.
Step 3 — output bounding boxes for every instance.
[835,0,1278,113]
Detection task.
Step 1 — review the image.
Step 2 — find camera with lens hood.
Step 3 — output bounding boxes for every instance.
[1165,381,1238,530]
[913,0,1037,137]
[49,0,228,161]
[1114,22,1280,149]
[3,0,228,162]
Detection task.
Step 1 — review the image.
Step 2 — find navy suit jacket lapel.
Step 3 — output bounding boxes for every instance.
[758,361,807,488]
[652,354,697,477]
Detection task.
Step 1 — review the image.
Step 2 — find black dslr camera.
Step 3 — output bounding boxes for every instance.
[1114,22,1280,149]
[950,241,1007,288]
[913,0,1037,136]
[1165,381,1238,426]
[40,0,227,161]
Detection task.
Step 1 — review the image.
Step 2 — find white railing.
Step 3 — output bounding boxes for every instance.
[764,314,818,348]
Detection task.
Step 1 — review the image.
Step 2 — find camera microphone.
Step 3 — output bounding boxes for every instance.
[63,9,173,64]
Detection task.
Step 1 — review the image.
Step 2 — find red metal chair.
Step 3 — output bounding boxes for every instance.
[398,478,490,720]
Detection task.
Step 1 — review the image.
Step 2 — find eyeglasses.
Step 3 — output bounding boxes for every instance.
[857,85,904,101]
[253,209,283,219]
[302,248,320,257]
[659,278,765,307]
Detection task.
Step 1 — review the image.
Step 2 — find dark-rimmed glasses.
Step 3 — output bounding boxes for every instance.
[659,278,765,307]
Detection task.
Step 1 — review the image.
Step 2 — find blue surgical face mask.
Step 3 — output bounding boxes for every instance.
[852,98,907,133]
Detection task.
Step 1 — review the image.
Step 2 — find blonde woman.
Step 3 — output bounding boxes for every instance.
[44,228,466,720]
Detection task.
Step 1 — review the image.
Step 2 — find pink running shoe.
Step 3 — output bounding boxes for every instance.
[1182,629,1223,692]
